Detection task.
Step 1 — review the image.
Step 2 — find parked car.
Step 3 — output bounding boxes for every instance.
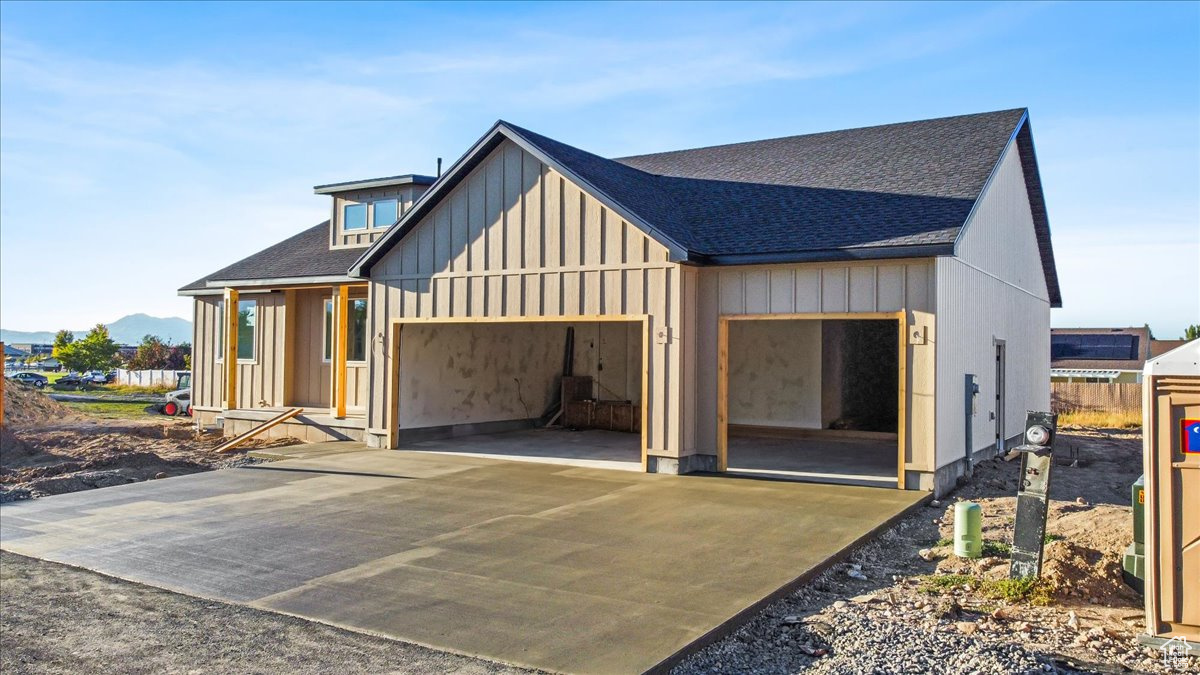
[84,370,110,384]
[8,372,48,388]
[54,373,87,389]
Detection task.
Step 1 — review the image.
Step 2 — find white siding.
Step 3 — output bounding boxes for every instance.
[935,139,1051,471]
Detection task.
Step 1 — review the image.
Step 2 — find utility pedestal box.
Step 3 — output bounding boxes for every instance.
[1122,474,1145,593]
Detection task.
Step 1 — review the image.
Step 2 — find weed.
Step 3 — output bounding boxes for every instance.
[981,540,1011,557]
[917,573,1052,606]
[1057,410,1140,429]
[934,537,953,547]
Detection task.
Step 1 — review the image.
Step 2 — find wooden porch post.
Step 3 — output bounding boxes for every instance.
[333,285,349,418]
[223,288,239,409]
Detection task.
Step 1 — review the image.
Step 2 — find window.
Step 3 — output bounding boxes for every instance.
[324,298,368,362]
[344,203,367,231]
[237,299,256,360]
[215,299,257,361]
[372,199,398,229]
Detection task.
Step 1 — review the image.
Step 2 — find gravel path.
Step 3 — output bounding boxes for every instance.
[0,551,532,675]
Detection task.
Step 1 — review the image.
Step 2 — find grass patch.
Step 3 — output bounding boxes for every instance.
[1044,533,1064,543]
[60,401,158,420]
[935,537,953,547]
[1057,410,1140,429]
[99,383,173,396]
[918,573,1052,606]
[981,540,1011,557]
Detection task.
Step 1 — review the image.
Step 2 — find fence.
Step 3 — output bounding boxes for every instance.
[114,369,188,387]
[1050,382,1142,414]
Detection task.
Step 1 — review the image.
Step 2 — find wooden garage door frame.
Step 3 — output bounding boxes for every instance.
[717,311,908,489]
[387,314,652,470]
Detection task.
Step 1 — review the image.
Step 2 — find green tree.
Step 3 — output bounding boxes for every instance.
[56,324,120,372]
[129,334,171,370]
[51,329,75,359]
[1184,325,1199,341]
[165,342,191,371]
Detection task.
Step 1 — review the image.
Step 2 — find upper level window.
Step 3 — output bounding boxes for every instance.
[344,203,368,231]
[372,199,398,229]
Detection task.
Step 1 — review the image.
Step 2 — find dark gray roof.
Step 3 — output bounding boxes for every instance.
[313,173,437,195]
[179,222,360,291]
[1050,327,1152,371]
[190,110,1062,307]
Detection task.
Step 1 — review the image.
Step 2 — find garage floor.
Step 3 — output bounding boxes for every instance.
[0,450,924,674]
[728,434,899,486]
[401,427,642,470]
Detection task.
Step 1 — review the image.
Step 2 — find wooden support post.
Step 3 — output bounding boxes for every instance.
[716,317,729,472]
[387,323,402,449]
[333,284,349,419]
[215,408,303,453]
[224,288,239,410]
[897,311,908,490]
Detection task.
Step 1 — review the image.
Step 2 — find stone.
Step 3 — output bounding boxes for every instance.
[154,472,168,479]
[918,548,936,561]
[833,600,847,610]
[1066,611,1079,631]
[847,569,868,581]
[955,621,978,636]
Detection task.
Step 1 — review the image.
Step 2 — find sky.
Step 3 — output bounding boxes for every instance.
[1,1,1197,338]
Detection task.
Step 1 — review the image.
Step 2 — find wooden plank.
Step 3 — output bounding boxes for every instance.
[897,310,908,489]
[224,288,238,409]
[334,285,349,418]
[216,407,302,453]
[717,316,729,472]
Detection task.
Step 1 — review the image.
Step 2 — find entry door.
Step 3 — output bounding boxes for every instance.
[995,342,1006,453]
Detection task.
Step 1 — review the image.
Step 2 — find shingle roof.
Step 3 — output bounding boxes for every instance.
[188,110,1062,307]
[179,222,359,292]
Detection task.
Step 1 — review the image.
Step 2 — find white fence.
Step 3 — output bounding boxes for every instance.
[114,369,188,387]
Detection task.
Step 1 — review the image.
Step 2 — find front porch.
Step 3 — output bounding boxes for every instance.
[194,281,371,443]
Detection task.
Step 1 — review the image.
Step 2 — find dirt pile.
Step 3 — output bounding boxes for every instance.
[3,384,78,428]
[2,416,300,501]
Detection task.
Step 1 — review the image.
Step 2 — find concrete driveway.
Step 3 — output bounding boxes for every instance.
[1,448,925,674]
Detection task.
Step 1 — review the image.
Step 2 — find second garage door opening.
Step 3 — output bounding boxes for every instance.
[394,319,645,470]
[722,316,902,487]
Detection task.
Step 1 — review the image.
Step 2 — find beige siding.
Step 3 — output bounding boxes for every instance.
[192,292,287,410]
[192,296,224,410]
[693,261,938,473]
[935,139,1051,471]
[331,185,429,249]
[367,140,681,455]
[290,289,331,408]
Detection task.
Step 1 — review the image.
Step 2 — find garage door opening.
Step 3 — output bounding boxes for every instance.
[718,314,904,488]
[392,318,646,471]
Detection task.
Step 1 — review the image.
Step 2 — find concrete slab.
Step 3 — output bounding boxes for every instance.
[402,428,641,471]
[0,450,925,674]
[246,440,369,461]
[728,434,897,486]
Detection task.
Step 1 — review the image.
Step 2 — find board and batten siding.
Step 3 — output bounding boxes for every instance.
[693,261,938,474]
[365,139,687,457]
[191,291,287,410]
[936,139,1051,472]
[331,185,428,249]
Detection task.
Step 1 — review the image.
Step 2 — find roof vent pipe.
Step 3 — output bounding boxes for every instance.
[437,157,442,177]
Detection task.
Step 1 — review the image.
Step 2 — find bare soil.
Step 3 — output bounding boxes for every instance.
[676,428,1191,674]
[1,384,298,501]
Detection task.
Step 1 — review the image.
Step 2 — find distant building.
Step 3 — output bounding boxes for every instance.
[9,343,53,356]
[1050,327,1186,383]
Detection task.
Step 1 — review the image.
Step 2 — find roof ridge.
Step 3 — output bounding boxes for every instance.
[614,108,1028,162]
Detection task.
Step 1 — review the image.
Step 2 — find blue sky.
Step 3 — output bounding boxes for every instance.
[1,1,1197,338]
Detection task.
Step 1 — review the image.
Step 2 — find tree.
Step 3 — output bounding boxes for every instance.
[51,329,75,359]
[129,334,171,370]
[56,324,120,372]
[165,342,191,371]
[1184,325,1199,341]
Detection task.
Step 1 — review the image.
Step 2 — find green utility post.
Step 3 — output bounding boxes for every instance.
[1010,410,1058,580]
[1122,475,1145,593]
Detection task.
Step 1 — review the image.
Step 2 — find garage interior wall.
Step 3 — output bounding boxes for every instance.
[397,321,641,430]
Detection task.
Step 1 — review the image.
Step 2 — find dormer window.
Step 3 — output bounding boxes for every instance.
[344,203,368,231]
[373,199,399,229]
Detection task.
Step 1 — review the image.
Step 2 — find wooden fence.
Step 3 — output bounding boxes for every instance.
[1051,382,1142,414]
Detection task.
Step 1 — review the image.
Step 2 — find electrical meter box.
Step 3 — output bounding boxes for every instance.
[1122,474,1145,593]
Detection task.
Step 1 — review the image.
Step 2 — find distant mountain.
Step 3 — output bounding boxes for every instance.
[1,314,193,346]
